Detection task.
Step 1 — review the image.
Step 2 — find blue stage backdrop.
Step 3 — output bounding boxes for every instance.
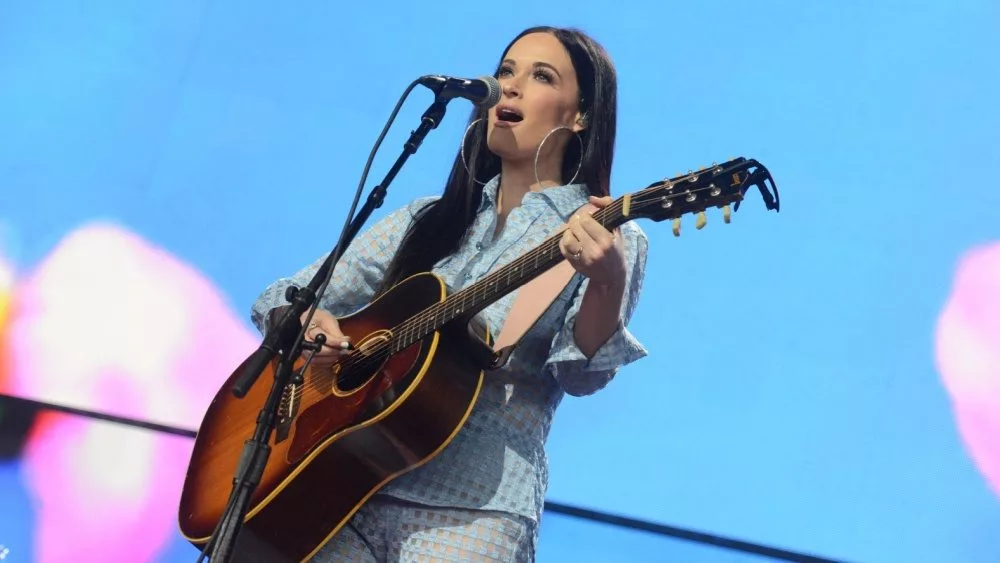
[1,1,999,562]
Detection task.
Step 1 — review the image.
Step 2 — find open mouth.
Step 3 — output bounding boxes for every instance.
[495,106,523,124]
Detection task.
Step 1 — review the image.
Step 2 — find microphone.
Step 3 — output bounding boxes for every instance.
[418,75,502,107]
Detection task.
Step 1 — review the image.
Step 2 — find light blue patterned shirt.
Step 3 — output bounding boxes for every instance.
[250,176,648,524]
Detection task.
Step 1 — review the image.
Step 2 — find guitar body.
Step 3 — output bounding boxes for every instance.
[178,272,486,561]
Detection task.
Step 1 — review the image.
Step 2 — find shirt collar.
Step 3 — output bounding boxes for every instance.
[478,174,591,219]
[478,175,501,212]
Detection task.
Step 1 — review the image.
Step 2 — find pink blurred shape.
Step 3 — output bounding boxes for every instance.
[9,223,258,427]
[23,411,197,563]
[7,223,260,562]
[935,241,1000,499]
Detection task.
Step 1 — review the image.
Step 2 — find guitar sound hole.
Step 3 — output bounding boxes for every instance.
[336,354,384,392]
[333,331,392,393]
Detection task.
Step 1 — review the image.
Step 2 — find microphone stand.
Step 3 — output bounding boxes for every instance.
[198,90,452,563]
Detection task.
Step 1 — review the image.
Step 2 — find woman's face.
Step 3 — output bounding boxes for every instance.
[486,32,585,166]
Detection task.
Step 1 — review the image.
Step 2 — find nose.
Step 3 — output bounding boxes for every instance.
[501,75,522,98]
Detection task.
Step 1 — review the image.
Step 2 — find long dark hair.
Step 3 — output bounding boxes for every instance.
[378,26,618,293]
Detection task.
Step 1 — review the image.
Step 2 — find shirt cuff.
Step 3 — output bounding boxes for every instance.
[546,319,648,396]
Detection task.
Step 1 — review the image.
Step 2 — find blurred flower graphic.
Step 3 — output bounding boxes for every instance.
[4,223,259,561]
[936,241,1000,500]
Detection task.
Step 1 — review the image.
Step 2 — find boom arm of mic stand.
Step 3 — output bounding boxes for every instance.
[200,94,451,563]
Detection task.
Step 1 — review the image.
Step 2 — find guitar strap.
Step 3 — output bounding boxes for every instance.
[489,203,597,369]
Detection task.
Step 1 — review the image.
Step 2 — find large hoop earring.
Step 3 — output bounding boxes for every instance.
[534,126,584,188]
[460,118,488,186]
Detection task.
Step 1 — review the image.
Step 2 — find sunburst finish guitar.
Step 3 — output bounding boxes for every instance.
[178,157,780,561]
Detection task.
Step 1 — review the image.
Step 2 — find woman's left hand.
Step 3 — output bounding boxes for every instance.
[559,196,627,288]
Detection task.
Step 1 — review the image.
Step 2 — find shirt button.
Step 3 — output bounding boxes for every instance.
[476,242,484,250]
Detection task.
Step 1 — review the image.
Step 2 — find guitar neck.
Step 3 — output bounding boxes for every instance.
[390,198,631,352]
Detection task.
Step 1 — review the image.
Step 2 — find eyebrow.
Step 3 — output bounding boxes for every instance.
[501,58,562,78]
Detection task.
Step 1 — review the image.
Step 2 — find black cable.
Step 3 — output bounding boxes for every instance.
[544,500,844,562]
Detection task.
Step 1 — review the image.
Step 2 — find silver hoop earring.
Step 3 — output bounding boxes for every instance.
[460,118,488,186]
[534,126,584,188]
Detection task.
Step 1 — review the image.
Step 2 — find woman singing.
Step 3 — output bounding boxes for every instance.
[251,25,649,563]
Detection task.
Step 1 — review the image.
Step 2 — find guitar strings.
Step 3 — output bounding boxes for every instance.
[281,182,724,402]
[278,198,627,403]
[281,188,686,402]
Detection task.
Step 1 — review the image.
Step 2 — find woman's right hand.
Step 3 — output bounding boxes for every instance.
[300,308,351,359]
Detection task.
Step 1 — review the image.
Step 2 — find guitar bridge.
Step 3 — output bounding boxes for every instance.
[275,382,300,443]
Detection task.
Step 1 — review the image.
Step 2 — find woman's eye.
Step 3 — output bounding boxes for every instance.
[534,70,552,82]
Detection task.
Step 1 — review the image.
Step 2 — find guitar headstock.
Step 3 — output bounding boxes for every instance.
[620,157,780,236]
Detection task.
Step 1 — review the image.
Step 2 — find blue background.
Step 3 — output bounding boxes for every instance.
[2,1,999,561]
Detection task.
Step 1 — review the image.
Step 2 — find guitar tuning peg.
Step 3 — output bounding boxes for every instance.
[672,218,681,237]
[695,211,707,230]
[722,205,732,224]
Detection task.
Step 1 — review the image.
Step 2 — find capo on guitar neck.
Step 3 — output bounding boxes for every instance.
[733,159,780,213]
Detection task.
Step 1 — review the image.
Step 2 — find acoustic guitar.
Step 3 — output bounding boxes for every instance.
[178,157,780,561]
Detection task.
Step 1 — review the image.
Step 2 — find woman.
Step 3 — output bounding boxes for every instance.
[251,25,648,562]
